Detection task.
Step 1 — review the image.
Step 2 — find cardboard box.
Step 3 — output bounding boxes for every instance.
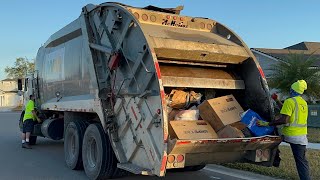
[198,95,244,131]
[169,120,218,140]
[230,121,247,131]
[217,125,245,139]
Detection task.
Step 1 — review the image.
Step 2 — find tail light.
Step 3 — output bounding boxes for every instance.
[256,149,263,158]
[167,155,175,163]
[176,154,184,163]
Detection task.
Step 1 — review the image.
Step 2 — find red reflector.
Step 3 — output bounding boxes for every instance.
[108,53,121,70]
[173,16,177,20]
[166,15,170,19]
[258,67,265,78]
[160,156,167,171]
[180,17,184,21]
[177,141,191,145]
[176,155,184,163]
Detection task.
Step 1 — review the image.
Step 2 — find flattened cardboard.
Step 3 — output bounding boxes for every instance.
[230,121,247,131]
[199,95,244,131]
[169,120,218,140]
[217,125,245,139]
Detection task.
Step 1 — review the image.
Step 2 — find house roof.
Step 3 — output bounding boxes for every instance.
[251,42,320,66]
[285,42,320,51]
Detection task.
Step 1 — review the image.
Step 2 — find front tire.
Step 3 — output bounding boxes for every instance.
[64,121,87,170]
[82,123,118,180]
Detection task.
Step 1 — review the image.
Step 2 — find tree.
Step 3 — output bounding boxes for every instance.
[268,53,320,101]
[4,57,34,79]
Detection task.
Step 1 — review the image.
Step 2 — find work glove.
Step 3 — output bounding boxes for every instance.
[271,93,278,100]
[256,120,269,126]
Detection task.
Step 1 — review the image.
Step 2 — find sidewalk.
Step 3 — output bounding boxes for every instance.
[0,107,14,112]
[281,142,320,150]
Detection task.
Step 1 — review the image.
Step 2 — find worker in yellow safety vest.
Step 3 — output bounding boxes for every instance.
[21,95,41,149]
[257,80,310,180]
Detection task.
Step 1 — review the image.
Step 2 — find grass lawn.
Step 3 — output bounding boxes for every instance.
[308,127,320,143]
[222,146,320,180]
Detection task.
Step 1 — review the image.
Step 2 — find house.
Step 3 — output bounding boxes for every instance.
[251,42,320,79]
[0,79,22,107]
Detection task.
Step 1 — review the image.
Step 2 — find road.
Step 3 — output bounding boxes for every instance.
[0,112,276,180]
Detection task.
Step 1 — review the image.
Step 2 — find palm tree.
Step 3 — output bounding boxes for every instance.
[268,53,320,101]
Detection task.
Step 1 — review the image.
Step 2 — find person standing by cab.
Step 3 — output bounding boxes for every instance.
[21,95,41,149]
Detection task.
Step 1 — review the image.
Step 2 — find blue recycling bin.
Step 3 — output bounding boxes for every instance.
[240,109,274,136]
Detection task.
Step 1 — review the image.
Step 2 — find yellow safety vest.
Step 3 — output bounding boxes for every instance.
[23,100,35,122]
[281,96,308,136]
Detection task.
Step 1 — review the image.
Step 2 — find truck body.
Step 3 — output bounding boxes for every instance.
[21,2,282,179]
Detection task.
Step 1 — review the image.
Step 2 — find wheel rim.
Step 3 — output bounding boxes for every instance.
[88,136,98,168]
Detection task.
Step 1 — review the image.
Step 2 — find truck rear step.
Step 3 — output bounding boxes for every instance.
[167,135,282,167]
[117,163,152,175]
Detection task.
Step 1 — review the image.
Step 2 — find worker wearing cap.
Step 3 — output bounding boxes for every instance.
[258,80,310,180]
[21,95,41,149]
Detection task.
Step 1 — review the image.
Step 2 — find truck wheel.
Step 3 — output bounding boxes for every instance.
[29,136,37,145]
[64,121,87,170]
[82,123,118,180]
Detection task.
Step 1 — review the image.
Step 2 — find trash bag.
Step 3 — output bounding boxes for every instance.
[174,106,199,120]
[167,90,202,109]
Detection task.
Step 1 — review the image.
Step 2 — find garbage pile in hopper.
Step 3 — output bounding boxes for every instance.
[166,89,274,140]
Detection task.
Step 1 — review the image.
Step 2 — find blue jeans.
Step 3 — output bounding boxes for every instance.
[289,143,311,180]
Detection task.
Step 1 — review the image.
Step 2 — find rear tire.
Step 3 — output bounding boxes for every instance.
[82,123,122,179]
[64,121,87,170]
[29,136,37,145]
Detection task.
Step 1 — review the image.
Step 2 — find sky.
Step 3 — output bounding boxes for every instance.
[0,0,319,80]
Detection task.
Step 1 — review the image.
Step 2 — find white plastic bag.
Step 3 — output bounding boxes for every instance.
[174,106,199,120]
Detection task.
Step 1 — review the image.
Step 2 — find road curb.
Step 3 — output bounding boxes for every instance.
[203,164,283,180]
[281,142,320,150]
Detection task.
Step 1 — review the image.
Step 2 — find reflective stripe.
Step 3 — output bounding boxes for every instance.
[289,97,307,127]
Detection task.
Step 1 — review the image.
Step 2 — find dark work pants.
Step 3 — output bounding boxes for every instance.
[289,143,311,180]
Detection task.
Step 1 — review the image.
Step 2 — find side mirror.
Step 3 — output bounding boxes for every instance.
[18,79,23,91]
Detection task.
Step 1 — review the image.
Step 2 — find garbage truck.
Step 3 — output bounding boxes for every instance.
[18,2,282,179]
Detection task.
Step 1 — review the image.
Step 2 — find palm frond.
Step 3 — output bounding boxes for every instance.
[268,52,320,99]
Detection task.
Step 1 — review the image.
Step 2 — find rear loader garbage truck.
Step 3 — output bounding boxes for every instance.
[18,2,282,179]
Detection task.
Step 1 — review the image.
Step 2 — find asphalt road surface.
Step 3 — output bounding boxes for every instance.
[0,112,275,180]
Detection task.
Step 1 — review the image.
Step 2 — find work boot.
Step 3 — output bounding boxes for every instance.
[22,142,32,149]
